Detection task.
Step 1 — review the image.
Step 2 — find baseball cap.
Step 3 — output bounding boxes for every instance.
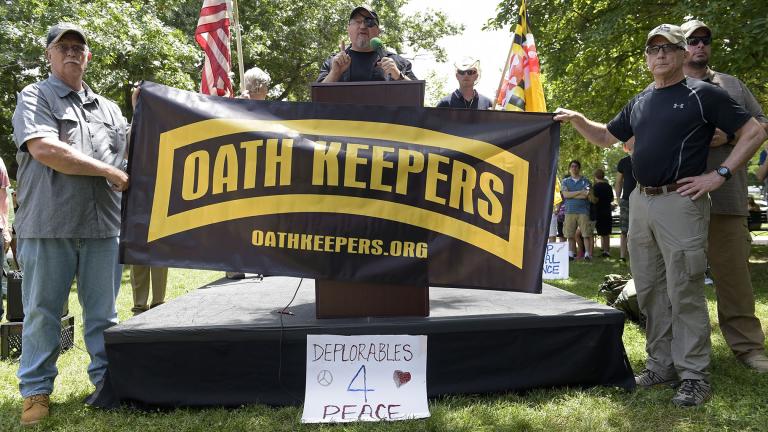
[46,23,87,47]
[350,5,379,26]
[646,24,685,47]
[681,20,711,38]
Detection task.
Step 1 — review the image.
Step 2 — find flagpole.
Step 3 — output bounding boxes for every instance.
[495,0,524,109]
[494,38,515,109]
[230,0,246,95]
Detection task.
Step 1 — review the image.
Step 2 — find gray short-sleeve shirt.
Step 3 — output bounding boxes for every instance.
[701,69,768,216]
[12,75,128,238]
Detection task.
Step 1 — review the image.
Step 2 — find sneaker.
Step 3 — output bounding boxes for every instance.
[671,379,712,407]
[583,255,592,262]
[634,368,679,388]
[704,277,714,285]
[741,353,768,373]
[568,256,575,261]
[20,394,49,426]
[601,252,610,258]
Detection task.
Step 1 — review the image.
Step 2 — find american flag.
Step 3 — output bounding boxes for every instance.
[195,0,233,97]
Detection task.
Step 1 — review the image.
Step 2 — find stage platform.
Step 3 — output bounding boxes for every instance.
[94,277,635,408]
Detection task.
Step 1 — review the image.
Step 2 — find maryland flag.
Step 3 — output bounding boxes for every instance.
[496,0,546,112]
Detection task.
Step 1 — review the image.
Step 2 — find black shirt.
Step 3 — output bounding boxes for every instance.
[317,48,417,82]
[436,89,493,109]
[607,77,751,187]
[616,155,636,200]
[593,181,614,217]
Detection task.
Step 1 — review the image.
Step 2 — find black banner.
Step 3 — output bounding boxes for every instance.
[120,82,559,292]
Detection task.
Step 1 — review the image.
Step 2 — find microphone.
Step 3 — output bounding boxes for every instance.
[370,37,390,81]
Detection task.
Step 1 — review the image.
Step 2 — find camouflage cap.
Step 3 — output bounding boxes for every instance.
[646,24,685,48]
[681,20,711,38]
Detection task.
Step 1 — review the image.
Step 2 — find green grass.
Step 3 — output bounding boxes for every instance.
[1,248,767,431]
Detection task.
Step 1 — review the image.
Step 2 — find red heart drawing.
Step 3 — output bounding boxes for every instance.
[393,370,411,388]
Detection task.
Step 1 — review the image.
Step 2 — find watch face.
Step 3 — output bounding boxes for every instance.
[717,167,731,178]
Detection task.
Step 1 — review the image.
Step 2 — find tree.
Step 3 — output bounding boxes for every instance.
[0,0,461,176]
[488,0,768,176]
[0,0,200,177]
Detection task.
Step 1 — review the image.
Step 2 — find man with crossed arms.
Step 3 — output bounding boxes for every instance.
[681,19,768,373]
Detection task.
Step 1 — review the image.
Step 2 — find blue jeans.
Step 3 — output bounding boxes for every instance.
[17,238,121,397]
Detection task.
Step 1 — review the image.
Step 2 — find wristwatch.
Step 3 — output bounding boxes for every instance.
[715,166,732,180]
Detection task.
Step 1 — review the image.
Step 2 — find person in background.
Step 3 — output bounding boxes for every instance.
[758,150,768,202]
[0,156,9,321]
[225,66,272,280]
[239,66,270,100]
[130,266,167,315]
[592,168,614,257]
[561,160,593,261]
[436,57,493,109]
[682,19,768,373]
[614,147,636,261]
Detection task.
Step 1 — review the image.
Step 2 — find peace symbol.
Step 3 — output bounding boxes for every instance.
[317,369,333,386]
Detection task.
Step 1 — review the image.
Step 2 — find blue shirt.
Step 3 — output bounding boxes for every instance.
[561,176,590,215]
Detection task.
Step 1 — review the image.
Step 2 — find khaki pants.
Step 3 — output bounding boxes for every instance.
[708,214,766,359]
[130,265,168,314]
[628,188,711,380]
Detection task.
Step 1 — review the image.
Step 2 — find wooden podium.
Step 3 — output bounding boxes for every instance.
[311,79,429,318]
[311,80,426,107]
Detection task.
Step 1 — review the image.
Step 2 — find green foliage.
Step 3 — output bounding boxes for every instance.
[0,0,460,174]
[488,0,768,176]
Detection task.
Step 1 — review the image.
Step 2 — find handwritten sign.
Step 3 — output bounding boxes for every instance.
[301,335,429,423]
[542,242,569,279]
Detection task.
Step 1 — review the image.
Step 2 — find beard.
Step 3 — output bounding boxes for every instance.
[688,55,708,69]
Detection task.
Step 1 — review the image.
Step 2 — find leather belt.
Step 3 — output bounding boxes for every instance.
[639,183,681,196]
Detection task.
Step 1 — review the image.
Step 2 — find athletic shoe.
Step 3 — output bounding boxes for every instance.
[583,255,591,262]
[671,379,712,407]
[601,252,610,258]
[634,368,679,388]
[704,277,714,285]
[742,353,768,373]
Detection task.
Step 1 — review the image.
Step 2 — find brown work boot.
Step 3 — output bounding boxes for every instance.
[20,394,50,426]
[742,353,768,373]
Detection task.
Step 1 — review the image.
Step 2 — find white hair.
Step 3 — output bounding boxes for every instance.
[244,66,271,91]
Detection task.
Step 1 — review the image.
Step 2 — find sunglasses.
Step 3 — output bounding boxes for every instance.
[687,36,712,46]
[457,69,477,76]
[349,17,378,28]
[645,43,683,55]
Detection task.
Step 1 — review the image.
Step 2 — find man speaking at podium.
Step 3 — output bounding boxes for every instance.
[317,5,417,82]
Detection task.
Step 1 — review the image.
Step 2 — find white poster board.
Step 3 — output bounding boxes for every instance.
[301,334,429,423]
[542,242,569,279]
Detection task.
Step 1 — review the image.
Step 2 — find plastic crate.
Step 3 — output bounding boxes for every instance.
[1,315,75,360]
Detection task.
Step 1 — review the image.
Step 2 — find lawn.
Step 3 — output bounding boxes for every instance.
[1,246,767,431]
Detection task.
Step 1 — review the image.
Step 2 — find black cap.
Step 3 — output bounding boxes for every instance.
[46,23,87,47]
[350,5,379,26]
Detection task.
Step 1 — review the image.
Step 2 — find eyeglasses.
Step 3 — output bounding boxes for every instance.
[687,36,711,46]
[457,69,477,76]
[645,43,683,55]
[52,43,88,55]
[349,17,378,28]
